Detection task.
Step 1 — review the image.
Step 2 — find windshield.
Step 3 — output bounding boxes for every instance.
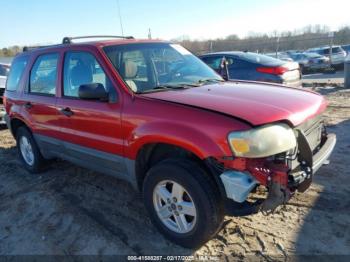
[103,43,223,93]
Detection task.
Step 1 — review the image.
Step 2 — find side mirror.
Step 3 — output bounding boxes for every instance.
[78,83,108,101]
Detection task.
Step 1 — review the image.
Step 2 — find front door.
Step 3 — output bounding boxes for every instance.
[56,50,127,179]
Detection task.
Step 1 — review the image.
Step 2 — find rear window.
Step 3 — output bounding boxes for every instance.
[240,53,282,65]
[6,56,29,91]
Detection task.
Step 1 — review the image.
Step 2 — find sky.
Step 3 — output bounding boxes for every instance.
[1,0,349,47]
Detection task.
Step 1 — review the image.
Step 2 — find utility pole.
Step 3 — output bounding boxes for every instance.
[148,28,152,39]
[116,0,124,36]
[328,31,334,67]
[276,36,280,58]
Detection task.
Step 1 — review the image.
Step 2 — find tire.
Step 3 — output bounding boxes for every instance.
[143,158,224,248]
[16,126,46,173]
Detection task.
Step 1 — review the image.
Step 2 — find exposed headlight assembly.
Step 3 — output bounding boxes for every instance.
[228,123,296,158]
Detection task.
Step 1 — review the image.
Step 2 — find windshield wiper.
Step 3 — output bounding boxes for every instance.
[197,78,225,85]
[153,84,189,90]
[136,84,195,94]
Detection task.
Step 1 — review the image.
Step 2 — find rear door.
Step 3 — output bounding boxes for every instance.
[22,53,61,140]
[55,48,127,179]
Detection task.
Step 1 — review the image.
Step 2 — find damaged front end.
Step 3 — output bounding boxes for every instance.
[213,116,336,214]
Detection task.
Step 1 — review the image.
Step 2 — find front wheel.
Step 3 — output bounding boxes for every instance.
[143,158,224,248]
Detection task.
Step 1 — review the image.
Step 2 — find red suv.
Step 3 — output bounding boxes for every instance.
[4,36,336,248]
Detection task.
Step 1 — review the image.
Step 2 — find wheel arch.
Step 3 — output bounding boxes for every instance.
[134,142,226,199]
[9,117,31,137]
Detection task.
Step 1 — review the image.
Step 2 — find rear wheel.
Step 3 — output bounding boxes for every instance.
[16,126,46,173]
[143,158,224,248]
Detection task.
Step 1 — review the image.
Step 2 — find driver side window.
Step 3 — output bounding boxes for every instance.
[63,51,110,98]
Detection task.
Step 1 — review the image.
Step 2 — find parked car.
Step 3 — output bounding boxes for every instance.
[341,44,350,55]
[0,63,10,98]
[288,52,330,73]
[0,63,10,124]
[4,36,336,248]
[199,52,301,87]
[307,45,346,69]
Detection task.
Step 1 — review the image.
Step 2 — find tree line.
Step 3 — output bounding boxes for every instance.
[1,25,350,57]
[176,25,350,55]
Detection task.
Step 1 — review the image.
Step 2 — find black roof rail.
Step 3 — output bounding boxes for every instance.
[62,35,134,44]
[22,44,58,52]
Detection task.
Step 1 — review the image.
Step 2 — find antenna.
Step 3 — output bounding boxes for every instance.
[116,0,124,36]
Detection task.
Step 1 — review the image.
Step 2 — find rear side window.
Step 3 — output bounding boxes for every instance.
[30,53,59,95]
[6,56,29,91]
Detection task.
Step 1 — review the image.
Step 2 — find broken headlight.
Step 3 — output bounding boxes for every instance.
[228,123,297,158]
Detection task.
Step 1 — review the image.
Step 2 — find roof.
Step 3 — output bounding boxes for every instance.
[21,36,169,54]
[308,45,342,50]
[199,51,247,56]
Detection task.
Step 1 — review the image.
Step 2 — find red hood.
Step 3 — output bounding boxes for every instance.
[141,82,327,126]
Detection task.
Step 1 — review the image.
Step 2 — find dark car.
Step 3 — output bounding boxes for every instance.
[199,52,301,87]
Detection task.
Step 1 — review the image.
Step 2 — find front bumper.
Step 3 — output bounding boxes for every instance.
[312,133,336,173]
[219,132,336,212]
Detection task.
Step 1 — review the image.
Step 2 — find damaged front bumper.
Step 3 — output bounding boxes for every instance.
[219,132,336,213]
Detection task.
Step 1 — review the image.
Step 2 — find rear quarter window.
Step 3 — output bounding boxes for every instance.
[6,56,29,91]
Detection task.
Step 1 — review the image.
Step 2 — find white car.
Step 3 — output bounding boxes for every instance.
[307,46,346,68]
[0,63,10,124]
[0,63,10,95]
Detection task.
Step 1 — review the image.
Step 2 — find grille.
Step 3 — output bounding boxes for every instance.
[297,115,323,152]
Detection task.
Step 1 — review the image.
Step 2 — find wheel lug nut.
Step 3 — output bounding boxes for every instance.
[174,211,179,216]
[173,197,177,203]
[168,207,172,212]
[167,198,171,204]
[178,205,182,211]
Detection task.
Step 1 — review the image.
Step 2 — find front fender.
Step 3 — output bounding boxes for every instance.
[125,121,230,160]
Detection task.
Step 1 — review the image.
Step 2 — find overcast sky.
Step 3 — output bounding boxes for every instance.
[1,0,349,47]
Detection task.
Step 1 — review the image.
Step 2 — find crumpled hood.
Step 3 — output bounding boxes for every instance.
[142,81,327,126]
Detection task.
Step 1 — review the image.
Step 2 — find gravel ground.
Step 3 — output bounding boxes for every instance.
[0,87,349,260]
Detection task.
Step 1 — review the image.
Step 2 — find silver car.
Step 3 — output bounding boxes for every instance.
[0,63,10,97]
[289,52,330,73]
[307,46,346,68]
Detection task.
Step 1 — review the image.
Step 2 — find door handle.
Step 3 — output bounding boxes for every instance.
[60,107,74,117]
[24,102,33,109]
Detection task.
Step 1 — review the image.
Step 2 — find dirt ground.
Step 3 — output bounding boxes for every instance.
[0,87,349,260]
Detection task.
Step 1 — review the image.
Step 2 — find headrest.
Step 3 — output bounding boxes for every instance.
[70,63,93,87]
[123,60,137,78]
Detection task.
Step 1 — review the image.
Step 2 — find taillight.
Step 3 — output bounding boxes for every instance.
[256,66,288,75]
